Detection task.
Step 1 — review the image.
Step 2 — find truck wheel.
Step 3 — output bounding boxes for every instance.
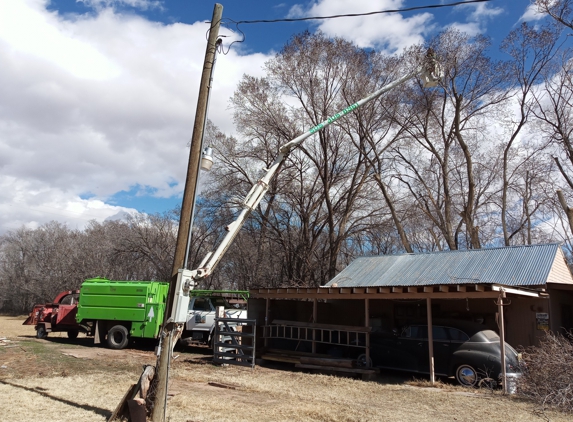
[107,325,129,350]
[36,325,47,339]
[67,330,79,339]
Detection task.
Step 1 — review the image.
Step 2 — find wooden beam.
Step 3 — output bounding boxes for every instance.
[251,291,500,300]
[457,285,466,292]
[392,287,403,293]
[423,286,434,293]
[300,357,354,368]
[365,287,377,294]
[312,299,317,354]
[498,290,507,394]
[295,363,375,375]
[439,285,449,293]
[379,287,391,294]
[264,298,270,348]
[407,287,417,293]
[365,298,370,367]
[475,284,484,292]
[427,298,435,385]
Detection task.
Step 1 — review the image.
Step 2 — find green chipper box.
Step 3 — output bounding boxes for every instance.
[76,277,169,349]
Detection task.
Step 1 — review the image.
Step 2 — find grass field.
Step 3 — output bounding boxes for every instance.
[0,315,568,422]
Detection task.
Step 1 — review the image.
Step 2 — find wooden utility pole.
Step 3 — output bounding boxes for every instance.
[171,1,223,297]
[150,4,223,421]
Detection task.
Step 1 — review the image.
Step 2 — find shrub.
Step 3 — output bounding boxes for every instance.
[517,330,573,413]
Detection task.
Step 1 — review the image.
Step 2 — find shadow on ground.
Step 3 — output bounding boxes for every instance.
[0,379,112,419]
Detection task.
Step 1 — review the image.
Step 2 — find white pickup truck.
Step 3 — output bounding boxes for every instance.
[179,291,248,348]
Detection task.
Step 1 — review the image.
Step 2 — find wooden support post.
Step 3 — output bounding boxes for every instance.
[427,298,435,385]
[312,299,317,354]
[264,297,270,348]
[498,290,507,394]
[365,298,370,367]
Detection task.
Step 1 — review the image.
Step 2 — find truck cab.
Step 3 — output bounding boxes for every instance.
[180,291,248,347]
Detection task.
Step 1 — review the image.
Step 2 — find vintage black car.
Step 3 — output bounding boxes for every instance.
[369,320,521,386]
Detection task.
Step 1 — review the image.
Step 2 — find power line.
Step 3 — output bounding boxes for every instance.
[227,0,491,25]
[216,0,492,53]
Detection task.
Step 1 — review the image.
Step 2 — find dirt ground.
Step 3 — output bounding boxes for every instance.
[0,315,569,422]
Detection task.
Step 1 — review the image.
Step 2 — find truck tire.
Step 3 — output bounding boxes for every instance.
[67,330,79,339]
[36,325,47,339]
[107,325,129,350]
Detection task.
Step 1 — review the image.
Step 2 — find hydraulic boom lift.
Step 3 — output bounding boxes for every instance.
[171,51,442,303]
[117,50,442,422]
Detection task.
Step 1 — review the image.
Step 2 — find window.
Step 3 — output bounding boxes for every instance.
[192,298,211,311]
[210,297,231,308]
[409,326,428,339]
[448,328,470,342]
[432,326,449,340]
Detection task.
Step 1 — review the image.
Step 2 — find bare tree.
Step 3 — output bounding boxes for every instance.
[536,0,573,31]
[532,49,573,234]
[498,22,561,245]
[388,30,508,250]
[112,211,178,282]
[212,32,394,287]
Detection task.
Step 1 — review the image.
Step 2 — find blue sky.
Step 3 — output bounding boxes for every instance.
[0,1,547,232]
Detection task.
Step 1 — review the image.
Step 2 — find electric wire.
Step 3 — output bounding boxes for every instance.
[230,0,490,25]
[210,0,491,54]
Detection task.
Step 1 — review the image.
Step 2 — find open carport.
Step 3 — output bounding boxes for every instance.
[248,244,573,390]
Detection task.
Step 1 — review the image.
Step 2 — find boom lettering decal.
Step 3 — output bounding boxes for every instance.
[308,103,359,134]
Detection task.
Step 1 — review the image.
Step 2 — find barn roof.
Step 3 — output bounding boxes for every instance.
[325,243,567,288]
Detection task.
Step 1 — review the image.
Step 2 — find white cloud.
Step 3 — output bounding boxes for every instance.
[446,21,482,37]
[78,0,163,12]
[470,3,504,20]
[446,1,504,36]
[0,0,269,233]
[519,4,545,23]
[0,1,120,80]
[288,0,434,53]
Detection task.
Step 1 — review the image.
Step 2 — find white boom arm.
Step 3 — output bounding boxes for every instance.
[191,54,441,281]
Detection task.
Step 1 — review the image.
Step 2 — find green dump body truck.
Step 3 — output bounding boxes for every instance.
[76,278,169,349]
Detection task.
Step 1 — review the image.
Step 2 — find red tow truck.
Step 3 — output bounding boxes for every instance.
[23,290,81,339]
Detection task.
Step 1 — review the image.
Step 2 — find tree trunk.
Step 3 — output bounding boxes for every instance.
[557,189,573,236]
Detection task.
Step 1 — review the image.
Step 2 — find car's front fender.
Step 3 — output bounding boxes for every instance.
[449,349,501,378]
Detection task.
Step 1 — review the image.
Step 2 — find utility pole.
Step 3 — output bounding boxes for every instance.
[150,4,223,421]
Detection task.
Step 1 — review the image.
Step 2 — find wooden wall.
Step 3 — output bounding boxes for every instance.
[250,294,560,350]
[548,286,573,335]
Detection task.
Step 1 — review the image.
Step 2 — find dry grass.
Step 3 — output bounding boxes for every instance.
[1,315,571,422]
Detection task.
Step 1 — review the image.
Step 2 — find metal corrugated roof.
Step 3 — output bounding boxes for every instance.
[326,243,563,288]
